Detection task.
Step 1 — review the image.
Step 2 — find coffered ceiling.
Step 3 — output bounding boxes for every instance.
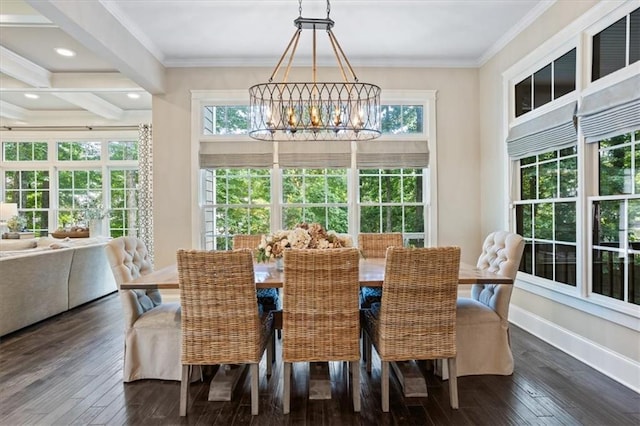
[0,0,554,128]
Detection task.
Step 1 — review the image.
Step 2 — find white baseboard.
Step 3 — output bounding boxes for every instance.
[509,305,640,394]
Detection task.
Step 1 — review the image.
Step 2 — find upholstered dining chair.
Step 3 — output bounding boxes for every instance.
[451,230,525,378]
[282,248,361,414]
[178,249,275,416]
[232,234,280,313]
[358,233,403,309]
[105,236,183,382]
[363,246,461,412]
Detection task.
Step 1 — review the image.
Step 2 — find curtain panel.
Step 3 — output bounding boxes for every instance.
[577,74,640,143]
[138,123,154,263]
[506,101,577,159]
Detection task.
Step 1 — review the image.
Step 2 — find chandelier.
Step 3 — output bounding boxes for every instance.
[248,0,381,141]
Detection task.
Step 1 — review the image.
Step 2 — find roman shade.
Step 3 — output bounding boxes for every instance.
[200,140,273,168]
[577,74,640,143]
[279,141,351,168]
[356,140,429,169]
[506,101,577,159]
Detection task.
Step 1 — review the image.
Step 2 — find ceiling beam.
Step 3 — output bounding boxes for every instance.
[51,93,124,121]
[0,46,51,88]
[0,100,28,120]
[25,0,166,94]
[0,110,150,128]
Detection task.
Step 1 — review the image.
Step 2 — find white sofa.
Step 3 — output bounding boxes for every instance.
[0,238,117,336]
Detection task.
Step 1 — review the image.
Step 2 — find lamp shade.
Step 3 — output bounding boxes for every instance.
[0,203,18,221]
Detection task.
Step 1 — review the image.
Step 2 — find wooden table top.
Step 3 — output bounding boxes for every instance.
[120,258,513,290]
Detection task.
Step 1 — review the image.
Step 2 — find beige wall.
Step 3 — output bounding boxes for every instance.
[479,0,639,363]
[152,66,481,268]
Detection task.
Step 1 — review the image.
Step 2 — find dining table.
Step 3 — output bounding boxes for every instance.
[120,257,513,402]
[120,257,514,291]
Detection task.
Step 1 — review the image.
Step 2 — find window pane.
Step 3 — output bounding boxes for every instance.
[595,200,623,247]
[593,249,625,300]
[539,161,558,199]
[631,8,640,65]
[34,142,48,160]
[403,206,424,232]
[521,241,533,274]
[534,242,554,280]
[3,142,17,161]
[360,175,379,202]
[360,206,381,233]
[629,199,640,244]
[554,48,576,99]
[327,207,348,233]
[592,16,627,81]
[635,144,640,194]
[555,244,576,286]
[559,157,577,197]
[515,76,532,117]
[533,64,552,109]
[534,203,553,240]
[516,204,533,238]
[600,143,632,195]
[381,206,403,232]
[629,253,640,305]
[521,166,537,200]
[556,202,576,242]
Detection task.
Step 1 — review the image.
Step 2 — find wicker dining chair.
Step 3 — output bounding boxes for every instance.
[363,246,461,412]
[358,233,403,309]
[232,234,280,313]
[177,249,275,416]
[282,248,361,414]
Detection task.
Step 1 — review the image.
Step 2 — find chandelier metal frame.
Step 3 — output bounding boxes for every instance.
[248,0,381,141]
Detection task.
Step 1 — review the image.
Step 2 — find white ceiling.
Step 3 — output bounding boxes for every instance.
[0,0,554,128]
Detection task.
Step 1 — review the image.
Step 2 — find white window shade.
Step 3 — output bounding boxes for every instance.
[506,101,577,159]
[356,140,429,169]
[578,74,640,143]
[279,141,351,168]
[200,140,273,168]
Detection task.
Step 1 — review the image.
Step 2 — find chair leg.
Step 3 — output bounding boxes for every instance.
[267,332,274,377]
[283,362,292,414]
[365,332,372,373]
[447,358,459,409]
[381,360,389,412]
[351,360,361,412]
[250,363,259,415]
[180,364,190,416]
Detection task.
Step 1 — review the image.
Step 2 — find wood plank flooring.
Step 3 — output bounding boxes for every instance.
[1,293,638,425]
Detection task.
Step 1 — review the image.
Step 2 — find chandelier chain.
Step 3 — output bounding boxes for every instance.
[327,0,331,18]
[298,0,302,17]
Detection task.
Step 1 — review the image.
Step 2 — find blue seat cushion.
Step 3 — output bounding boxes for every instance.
[360,286,382,309]
[257,288,279,312]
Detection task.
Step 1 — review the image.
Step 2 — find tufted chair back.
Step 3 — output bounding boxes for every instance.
[105,237,162,328]
[471,231,524,323]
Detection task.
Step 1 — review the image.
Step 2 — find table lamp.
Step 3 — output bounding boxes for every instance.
[0,202,18,234]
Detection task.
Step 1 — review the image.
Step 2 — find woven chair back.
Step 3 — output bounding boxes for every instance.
[232,234,262,251]
[177,249,264,365]
[282,248,361,362]
[377,246,460,361]
[358,233,403,258]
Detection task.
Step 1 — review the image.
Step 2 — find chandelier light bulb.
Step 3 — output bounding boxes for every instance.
[310,105,321,127]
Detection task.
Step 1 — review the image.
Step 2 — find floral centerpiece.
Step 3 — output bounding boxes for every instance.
[256,222,352,263]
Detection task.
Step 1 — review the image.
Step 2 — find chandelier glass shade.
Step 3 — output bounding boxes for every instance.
[249,2,381,141]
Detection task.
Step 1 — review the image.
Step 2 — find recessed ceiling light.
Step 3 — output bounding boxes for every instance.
[55,47,76,57]
[127,93,141,99]
[24,93,39,99]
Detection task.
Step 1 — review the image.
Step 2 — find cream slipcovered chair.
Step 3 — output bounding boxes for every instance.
[452,230,525,378]
[105,236,182,382]
[282,248,361,414]
[178,249,274,416]
[358,233,403,309]
[232,234,280,312]
[363,246,461,412]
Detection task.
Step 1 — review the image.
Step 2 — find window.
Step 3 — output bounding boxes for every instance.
[282,168,348,232]
[380,105,424,134]
[359,168,425,246]
[515,49,576,117]
[202,168,271,250]
[1,137,139,237]
[203,105,249,135]
[591,131,640,305]
[515,147,578,286]
[592,7,640,81]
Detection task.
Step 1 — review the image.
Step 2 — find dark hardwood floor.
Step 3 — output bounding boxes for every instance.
[1,293,638,425]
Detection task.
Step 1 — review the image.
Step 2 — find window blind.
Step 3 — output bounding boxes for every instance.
[356,140,429,169]
[200,140,273,168]
[506,101,577,159]
[577,74,640,143]
[278,141,351,168]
